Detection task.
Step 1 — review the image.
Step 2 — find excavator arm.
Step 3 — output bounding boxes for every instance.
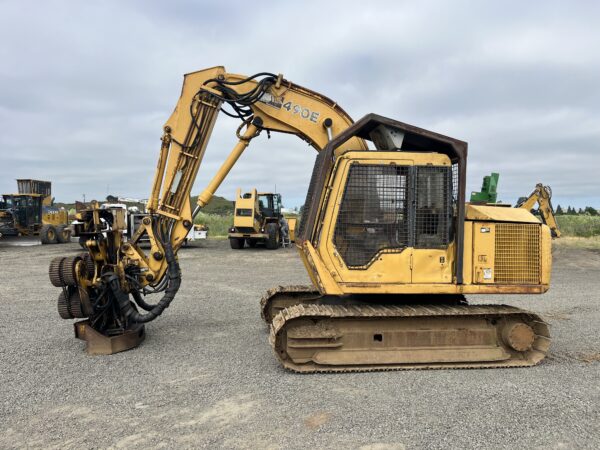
[516,183,561,238]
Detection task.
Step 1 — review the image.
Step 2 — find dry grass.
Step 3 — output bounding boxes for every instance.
[194,213,233,237]
[553,236,600,250]
[303,412,332,429]
[556,215,600,237]
[543,311,572,321]
[576,352,600,363]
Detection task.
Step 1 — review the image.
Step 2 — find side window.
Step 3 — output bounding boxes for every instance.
[414,166,452,248]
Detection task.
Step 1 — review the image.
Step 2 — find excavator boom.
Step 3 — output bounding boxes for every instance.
[48,66,367,353]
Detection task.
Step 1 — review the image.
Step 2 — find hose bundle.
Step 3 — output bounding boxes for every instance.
[108,240,180,323]
[201,72,278,121]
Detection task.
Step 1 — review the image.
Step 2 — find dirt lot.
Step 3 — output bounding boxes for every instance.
[0,239,599,449]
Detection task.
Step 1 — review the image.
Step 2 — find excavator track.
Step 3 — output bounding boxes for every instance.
[260,285,322,323]
[270,303,550,373]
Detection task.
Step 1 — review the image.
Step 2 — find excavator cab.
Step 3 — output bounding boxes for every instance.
[297,114,467,290]
[0,194,43,235]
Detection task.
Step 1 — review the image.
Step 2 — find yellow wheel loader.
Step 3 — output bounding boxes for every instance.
[0,179,70,244]
[228,188,284,249]
[48,67,551,371]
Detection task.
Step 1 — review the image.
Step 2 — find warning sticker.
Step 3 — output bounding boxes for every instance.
[258,92,284,110]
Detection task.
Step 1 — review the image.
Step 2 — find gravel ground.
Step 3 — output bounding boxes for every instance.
[0,238,598,449]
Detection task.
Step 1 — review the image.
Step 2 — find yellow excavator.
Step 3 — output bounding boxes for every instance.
[48,66,551,371]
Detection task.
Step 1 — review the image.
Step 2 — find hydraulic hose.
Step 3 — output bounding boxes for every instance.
[130,289,156,312]
[107,242,181,323]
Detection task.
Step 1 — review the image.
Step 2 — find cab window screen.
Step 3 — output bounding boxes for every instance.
[334,164,452,268]
[334,165,410,268]
[414,166,452,247]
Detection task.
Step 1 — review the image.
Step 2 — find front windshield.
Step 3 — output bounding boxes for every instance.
[0,196,13,209]
[258,195,272,210]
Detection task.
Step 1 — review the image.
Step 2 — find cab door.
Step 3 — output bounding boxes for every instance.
[27,196,42,227]
[324,155,454,285]
[326,158,413,284]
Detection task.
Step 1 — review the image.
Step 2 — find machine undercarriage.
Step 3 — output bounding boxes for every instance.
[262,287,550,372]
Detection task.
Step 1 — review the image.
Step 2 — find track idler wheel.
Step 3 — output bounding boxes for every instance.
[502,321,536,352]
[48,256,82,287]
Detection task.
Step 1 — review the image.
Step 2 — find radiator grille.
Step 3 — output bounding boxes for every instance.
[494,223,540,284]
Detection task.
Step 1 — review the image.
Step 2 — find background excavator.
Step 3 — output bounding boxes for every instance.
[48,66,551,371]
[516,183,561,238]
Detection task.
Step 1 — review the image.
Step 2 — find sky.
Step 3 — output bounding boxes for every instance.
[0,0,599,210]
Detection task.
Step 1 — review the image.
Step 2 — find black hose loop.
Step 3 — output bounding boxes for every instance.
[109,241,181,323]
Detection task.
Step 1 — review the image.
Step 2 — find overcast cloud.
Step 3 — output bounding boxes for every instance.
[1,0,599,209]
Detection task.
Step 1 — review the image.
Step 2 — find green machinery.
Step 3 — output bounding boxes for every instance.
[470,172,499,204]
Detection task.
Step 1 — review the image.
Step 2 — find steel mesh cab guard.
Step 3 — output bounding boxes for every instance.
[333,164,453,269]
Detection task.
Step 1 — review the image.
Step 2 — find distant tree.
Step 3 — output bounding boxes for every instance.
[106,195,118,203]
[567,206,574,215]
[555,204,563,215]
[584,206,598,216]
[578,208,584,215]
